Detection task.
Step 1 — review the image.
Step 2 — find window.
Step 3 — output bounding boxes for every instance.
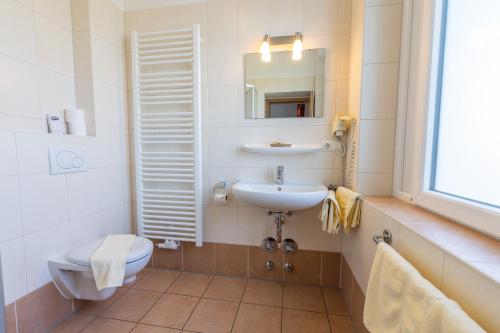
[394,0,500,237]
[431,0,500,208]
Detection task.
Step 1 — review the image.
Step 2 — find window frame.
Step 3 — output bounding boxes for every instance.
[394,0,500,238]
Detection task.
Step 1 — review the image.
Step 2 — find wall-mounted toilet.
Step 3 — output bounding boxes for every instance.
[48,236,153,301]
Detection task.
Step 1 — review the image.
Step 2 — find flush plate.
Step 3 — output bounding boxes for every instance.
[49,147,87,175]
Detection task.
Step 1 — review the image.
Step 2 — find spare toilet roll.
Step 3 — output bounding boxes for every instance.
[68,122,87,136]
[65,108,86,123]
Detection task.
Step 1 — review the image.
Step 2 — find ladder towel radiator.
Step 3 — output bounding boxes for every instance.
[131,26,203,246]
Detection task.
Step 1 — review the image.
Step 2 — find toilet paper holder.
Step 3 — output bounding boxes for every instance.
[213,181,226,193]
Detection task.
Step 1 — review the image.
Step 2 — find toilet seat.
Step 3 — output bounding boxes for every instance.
[66,237,153,266]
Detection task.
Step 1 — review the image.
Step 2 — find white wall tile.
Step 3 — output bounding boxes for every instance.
[124,10,151,51]
[269,0,302,36]
[99,166,126,209]
[69,212,102,246]
[73,31,93,78]
[0,237,28,304]
[303,0,339,36]
[0,176,23,242]
[37,68,76,121]
[361,63,399,119]
[358,119,395,173]
[19,173,69,234]
[150,6,179,31]
[204,205,238,243]
[89,0,118,43]
[0,55,40,119]
[207,85,238,126]
[238,0,269,42]
[15,133,63,174]
[207,44,237,86]
[357,172,393,195]
[363,4,402,64]
[207,0,237,44]
[208,126,238,167]
[67,169,101,219]
[297,208,334,251]
[71,0,90,32]
[179,3,208,41]
[0,0,36,63]
[101,203,131,234]
[442,256,500,333]
[0,132,18,176]
[33,0,72,29]
[398,225,444,288]
[24,223,69,291]
[34,14,75,76]
[92,35,119,86]
[237,206,268,245]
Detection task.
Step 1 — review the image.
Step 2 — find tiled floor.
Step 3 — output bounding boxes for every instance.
[51,268,354,333]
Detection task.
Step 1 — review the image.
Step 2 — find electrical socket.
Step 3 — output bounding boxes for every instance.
[321,140,342,152]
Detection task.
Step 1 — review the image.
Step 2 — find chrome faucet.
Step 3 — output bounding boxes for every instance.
[275,166,284,185]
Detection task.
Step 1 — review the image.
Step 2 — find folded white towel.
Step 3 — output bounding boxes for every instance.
[90,234,136,291]
[320,190,341,233]
[364,243,485,333]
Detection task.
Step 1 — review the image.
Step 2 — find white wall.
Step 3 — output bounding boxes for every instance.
[348,0,402,195]
[125,0,352,251]
[0,0,131,305]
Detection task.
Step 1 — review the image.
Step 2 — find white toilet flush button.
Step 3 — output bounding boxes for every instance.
[49,147,88,174]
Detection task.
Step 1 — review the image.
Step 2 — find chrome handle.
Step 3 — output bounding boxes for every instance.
[373,229,392,245]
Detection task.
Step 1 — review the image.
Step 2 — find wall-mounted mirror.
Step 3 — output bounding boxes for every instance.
[244,48,326,119]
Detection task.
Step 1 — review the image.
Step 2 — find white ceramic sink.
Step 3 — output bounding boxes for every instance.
[232,182,328,210]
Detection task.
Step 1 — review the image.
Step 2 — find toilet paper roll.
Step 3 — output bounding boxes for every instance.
[213,193,228,204]
[65,108,86,123]
[68,122,87,136]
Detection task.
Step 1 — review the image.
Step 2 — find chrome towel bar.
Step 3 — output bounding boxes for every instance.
[373,229,392,245]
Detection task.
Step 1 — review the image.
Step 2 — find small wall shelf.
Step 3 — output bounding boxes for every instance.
[242,144,322,155]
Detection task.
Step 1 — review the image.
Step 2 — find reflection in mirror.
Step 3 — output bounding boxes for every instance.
[244,48,326,119]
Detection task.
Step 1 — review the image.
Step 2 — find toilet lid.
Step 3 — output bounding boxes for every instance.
[66,236,153,266]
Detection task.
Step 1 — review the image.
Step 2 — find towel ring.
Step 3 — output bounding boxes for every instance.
[373,229,392,245]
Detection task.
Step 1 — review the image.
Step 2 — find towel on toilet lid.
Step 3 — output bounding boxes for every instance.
[90,234,136,291]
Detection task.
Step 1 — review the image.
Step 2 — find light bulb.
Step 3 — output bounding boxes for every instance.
[261,51,271,62]
[260,34,271,63]
[292,32,303,60]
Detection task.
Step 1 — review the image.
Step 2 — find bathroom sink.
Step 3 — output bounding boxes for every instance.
[232,182,328,210]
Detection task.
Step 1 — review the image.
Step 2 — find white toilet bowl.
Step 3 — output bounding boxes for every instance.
[48,236,153,301]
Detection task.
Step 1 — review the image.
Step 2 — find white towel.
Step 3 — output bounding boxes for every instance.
[90,234,136,291]
[364,243,485,333]
[320,190,341,233]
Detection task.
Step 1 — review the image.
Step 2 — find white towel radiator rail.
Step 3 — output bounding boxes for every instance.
[131,26,203,246]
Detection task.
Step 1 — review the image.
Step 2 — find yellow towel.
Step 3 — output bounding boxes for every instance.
[364,243,486,333]
[335,186,361,232]
[320,190,341,233]
[90,234,136,291]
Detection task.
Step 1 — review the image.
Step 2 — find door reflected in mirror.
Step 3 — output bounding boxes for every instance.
[244,48,326,119]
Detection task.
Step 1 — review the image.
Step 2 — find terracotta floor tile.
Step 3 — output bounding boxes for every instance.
[184,299,239,333]
[132,269,181,292]
[322,288,349,315]
[131,323,181,333]
[203,276,246,302]
[241,279,282,307]
[283,284,326,313]
[80,318,135,333]
[102,289,161,322]
[125,268,153,288]
[77,288,128,316]
[168,272,213,297]
[329,314,354,333]
[51,314,95,333]
[232,303,281,333]
[141,293,199,329]
[282,309,330,333]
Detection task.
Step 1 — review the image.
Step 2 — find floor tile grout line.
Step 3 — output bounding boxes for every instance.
[181,294,203,331]
[321,287,334,333]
